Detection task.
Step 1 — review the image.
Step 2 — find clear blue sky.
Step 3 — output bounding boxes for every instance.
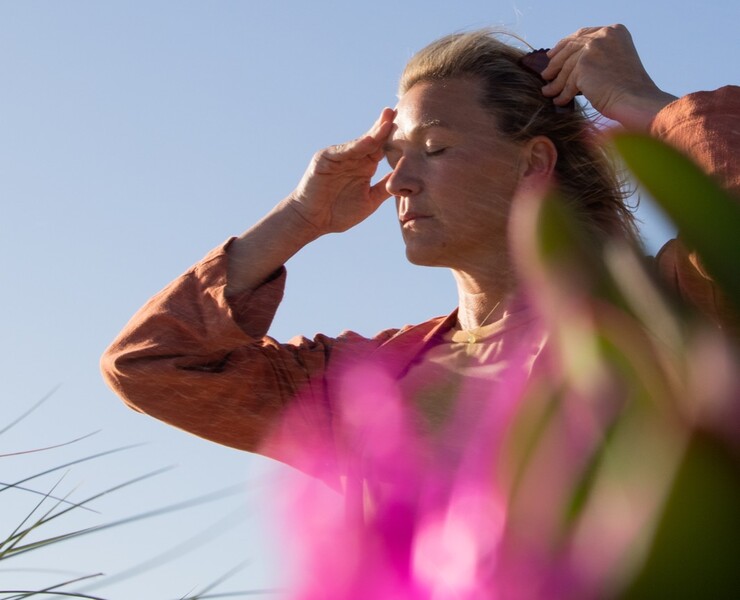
[1,1,737,597]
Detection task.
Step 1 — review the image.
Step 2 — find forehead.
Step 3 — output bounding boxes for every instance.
[392,77,497,138]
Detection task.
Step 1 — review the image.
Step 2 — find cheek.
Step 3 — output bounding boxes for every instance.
[457,174,516,226]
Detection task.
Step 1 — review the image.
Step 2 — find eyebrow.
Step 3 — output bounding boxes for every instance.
[383,119,451,153]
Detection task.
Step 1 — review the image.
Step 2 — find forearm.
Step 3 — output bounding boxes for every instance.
[225,198,322,297]
[611,89,678,132]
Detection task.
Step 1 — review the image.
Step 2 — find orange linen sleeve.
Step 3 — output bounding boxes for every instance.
[100,239,387,456]
[650,86,740,334]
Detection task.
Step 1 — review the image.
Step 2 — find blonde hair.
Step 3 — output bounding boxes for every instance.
[399,30,637,242]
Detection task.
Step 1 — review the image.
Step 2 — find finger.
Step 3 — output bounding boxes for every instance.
[371,115,394,140]
[552,79,581,106]
[546,37,570,58]
[379,106,396,124]
[368,120,394,157]
[350,119,394,159]
[347,112,394,160]
[547,27,599,59]
[369,145,387,163]
[325,133,387,167]
[540,43,571,81]
[368,172,393,206]
[320,110,395,165]
[541,48,581,99]
[365,107,396,139]
[543,27,601,79]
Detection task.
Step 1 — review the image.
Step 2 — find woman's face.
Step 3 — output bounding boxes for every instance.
[385,77,524,271]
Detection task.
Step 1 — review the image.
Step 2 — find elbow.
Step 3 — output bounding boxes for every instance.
[99,341,146,414]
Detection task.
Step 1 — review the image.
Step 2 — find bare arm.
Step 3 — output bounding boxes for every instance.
[540,24,678,131]
[226,108,395,296]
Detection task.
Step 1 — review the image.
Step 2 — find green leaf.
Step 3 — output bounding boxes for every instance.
[612,133,740,313]
[622,434,740,599]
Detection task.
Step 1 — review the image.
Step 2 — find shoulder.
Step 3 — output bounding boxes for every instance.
[327,313,454,346]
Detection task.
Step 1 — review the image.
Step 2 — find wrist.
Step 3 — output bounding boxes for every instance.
[614,89,678,131]
[279,196,327,243]
[282,194,333,241]
[225,199,322,297]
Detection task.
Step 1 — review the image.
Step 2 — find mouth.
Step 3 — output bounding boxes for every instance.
[400,213,431,227]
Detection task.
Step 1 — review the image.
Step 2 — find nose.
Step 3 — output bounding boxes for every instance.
[385,156,421,198]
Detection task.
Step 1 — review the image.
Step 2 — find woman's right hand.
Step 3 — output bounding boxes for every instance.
[286,107,395,236]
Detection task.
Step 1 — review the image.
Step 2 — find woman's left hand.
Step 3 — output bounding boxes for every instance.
[540,24,677,130]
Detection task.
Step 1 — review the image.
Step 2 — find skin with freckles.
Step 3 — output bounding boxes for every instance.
[385,78,557,328]
[385,78,522,274]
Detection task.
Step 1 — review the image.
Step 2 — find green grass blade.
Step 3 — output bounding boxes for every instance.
[1,467,172,560]
[75,507,248,595]
[0,431,101,459]
[0,386,61,436]
[0,480,99,515]
[1,445,145,495]
[0,591,107,599]
[1,475,71,556]
[3,480,244,562]
[178,560,251,600]
[1,573,105,600]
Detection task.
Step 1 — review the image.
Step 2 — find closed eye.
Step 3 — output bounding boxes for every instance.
[425,147,446,156]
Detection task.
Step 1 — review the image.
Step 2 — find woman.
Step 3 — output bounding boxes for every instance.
[101,23,739,596]
[102,24,737,483]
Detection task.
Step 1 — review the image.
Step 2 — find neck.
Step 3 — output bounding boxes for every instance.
[452,267,515,330]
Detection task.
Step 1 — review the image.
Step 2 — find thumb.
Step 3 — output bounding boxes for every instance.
[369,172,393,207]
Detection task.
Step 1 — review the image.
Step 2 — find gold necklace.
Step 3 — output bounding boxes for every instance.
[462,300,501,344]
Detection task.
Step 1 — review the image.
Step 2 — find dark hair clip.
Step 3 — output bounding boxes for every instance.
[518,48,575,114]
[518,48,551,79]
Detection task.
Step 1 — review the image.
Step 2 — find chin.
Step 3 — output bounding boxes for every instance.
[404,245,446,268]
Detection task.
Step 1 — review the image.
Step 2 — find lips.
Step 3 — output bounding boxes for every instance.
[400,213,431,227]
